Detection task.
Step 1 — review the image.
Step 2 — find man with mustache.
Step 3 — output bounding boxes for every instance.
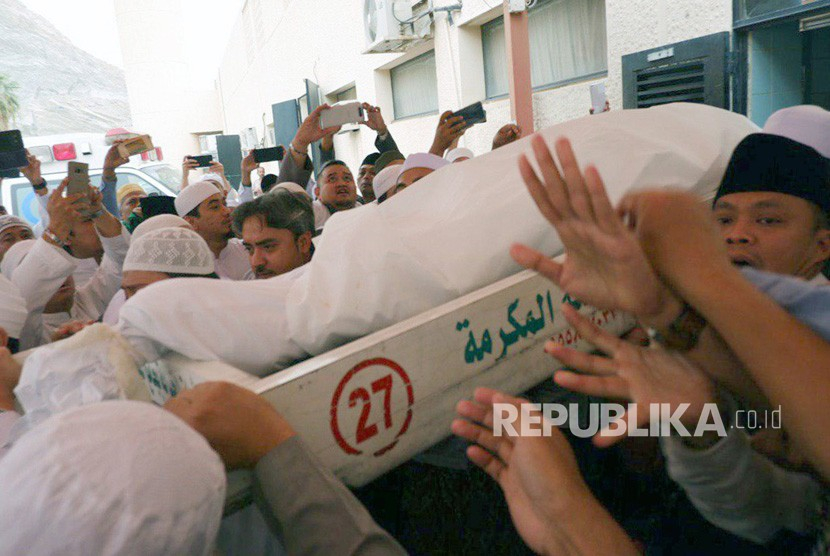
[233,189,314,280]
[312,159,359,230]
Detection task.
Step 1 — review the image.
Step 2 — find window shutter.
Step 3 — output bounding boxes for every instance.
[622,32,730,109]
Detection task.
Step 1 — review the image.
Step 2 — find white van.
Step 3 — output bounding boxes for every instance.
[1,131,181,226]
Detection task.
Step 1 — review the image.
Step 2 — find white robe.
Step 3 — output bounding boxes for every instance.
[13,229,129,349]
[215,239,251,281]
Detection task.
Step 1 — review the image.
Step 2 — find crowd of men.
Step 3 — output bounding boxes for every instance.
[0,100,828,555]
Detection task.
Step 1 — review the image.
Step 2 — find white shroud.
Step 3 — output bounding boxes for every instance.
[112,103,757,376]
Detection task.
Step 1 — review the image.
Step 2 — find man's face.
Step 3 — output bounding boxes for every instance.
[242,216,311,279]
[119,193,146,221]
[189,193,232,242]
[358,164,376,202]
[0,226,34,262]
[122,270,170,299]
[713,192,830,279]
[317,164,357,210]
[68,217,104,260]
[0,206,7,216]
[43,276,75,313]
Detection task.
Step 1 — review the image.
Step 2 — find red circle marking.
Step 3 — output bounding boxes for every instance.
[330,357,414,457]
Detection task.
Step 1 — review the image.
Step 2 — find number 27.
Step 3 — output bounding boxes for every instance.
[348,375,393,444]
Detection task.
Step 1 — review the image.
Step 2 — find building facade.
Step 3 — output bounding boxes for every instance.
[204,0,829,178]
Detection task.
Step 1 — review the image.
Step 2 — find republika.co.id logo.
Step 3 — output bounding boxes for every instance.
[493,402,781,438]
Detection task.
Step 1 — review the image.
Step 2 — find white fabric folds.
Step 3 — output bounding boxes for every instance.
[40,104,758,378]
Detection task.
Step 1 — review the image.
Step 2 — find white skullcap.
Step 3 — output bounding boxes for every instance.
[131,214,191,241]
[124,227,215,275]
[272,182,310,198]
[201,172,228,192]
[763,105,830,159]
[373,165,402,199]
[0,401,225,556]
[0,274,27,339]
[400,152,451,175]
[0,215,33,237]
[446,147,474,163]
[175,181,222,217]
[0,239,35,280]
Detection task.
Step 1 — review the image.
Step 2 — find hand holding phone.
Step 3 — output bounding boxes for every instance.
[451,102,487,129]
[187,154,213,168]
[117,135,154,159]
[66,162,90,196]
[252,146,285,163]
[319,101,366,129]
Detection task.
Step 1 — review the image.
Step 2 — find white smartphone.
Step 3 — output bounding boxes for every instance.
[319,101,365,129]
[590,83,607,114]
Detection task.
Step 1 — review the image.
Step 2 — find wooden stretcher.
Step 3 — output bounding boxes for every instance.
[136,267,636,513]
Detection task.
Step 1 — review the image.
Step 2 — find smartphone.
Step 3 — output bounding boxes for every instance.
[117,134,154,158]
[66,162,90,196]
[140,195,177,218]
[252,146,285,163]
[188,154,213,168]
[0,168,20,179]
[451,102,487,129]
[319,101,365,129]
[590,83,607,115]
[0,130,27,171]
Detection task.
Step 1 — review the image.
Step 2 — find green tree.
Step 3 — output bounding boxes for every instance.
[0,74,20,131]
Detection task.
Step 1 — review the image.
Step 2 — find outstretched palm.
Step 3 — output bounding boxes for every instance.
[511,136,670,319]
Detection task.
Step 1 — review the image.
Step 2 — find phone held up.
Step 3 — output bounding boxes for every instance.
[0,130,28,171]
[117,135,155,159]
[319,101,366,129]
[187,154,214,168]
[252,146,285,164]
[451,102,487,129]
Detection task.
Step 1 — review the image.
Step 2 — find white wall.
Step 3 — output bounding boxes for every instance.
[215,0,733,173]
[115,0,225,165]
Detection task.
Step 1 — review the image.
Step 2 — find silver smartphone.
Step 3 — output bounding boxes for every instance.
[66,161,90,196]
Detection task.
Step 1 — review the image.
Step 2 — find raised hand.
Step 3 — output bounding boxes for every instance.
[102,141,130,182]
[293,104,342,154]
[19,150,43,187]
[452,387,638,555]
[46,178,83,244]
[511,136,674,321]
[429,110,466,157]
[361,103,388,135]
[492,123,522,150]
[549,304,718,447]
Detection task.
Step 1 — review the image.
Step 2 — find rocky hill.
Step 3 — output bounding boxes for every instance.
[0,0,131,135]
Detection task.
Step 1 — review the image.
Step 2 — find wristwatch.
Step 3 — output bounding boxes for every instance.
[649,303,707,352]
[44,228,68,247]
[33,179,47,191]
